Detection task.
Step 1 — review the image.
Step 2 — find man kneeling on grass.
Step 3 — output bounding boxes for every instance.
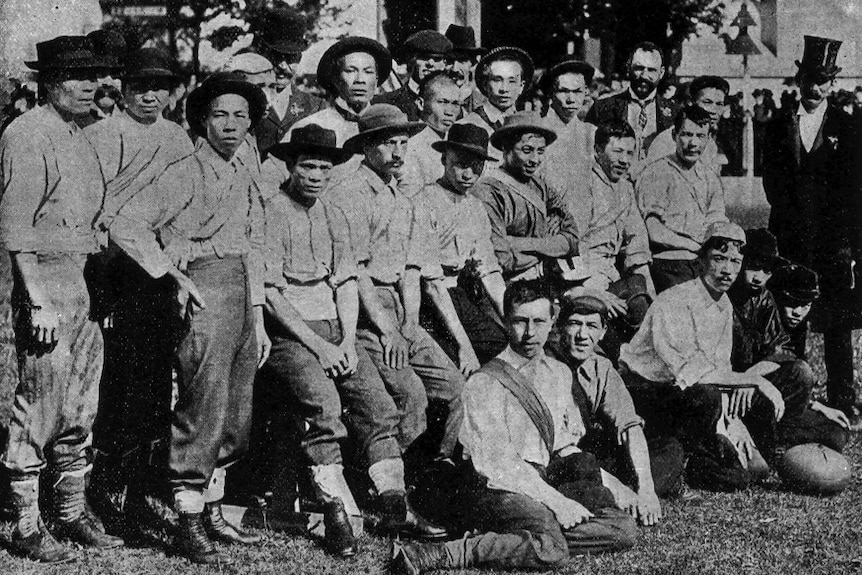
[392,280,636,575]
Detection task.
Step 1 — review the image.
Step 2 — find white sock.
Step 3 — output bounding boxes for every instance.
[368,458,406,495]
[310,463,360,516]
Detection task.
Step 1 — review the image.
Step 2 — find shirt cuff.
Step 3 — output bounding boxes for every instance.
[675,356,717,390]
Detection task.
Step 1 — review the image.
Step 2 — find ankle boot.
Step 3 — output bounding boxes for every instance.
[373,490,448,541]
[9,478,77,563]
[53,471,125,549]
[322,498,356,558]
[175,512,231,565]
[391,540,452,575]
[203,501,262,545]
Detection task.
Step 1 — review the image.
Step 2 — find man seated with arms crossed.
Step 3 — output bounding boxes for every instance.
[471,112,578,283]
[558,120,654,360]
[551,294,687,526]
[618,223,785,492]
[636,106,728,293]
[392,280,636,575]
[416,123,508,365]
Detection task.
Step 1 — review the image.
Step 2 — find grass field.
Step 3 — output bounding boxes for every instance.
[0,196,860,574]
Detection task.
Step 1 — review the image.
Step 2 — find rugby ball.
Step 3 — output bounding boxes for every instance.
[775,443,851,495]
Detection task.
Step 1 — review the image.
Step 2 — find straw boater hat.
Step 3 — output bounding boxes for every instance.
[490,111,557,150]
[268,124,351,164]
[316,37,392,95]
[343,104,424,153]
[475,46,535,96]
[123,48,184,82]
[430,123,496,161]
[539,59,595,95]
[185,72,268,138]
[25,35,102,71]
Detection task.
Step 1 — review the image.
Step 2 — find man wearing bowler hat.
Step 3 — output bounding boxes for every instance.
[110,72,271,564]
[762,35,860,422]
[0,34,124,563]
[415,122,508,365]
[328,105,468,530]
[83,47,194,535]
[444,24,486,113]
[373,30,453,121]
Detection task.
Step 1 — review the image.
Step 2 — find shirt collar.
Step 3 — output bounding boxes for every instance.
[591,160,616,189]
[196,137,244,171]
[797,99,827,117]
[359,160,397,194]
[694,277,732,313]
[332,97,369,122]
[498,345,549,371]
[627,87,657,106]
[407,77,421,97]
[668,151,707,178]
[482,101,511,123]
[44,103,81,132]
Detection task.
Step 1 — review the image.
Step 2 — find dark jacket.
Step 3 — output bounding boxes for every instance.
[255,89,327,157]
[372,86,422,121]
[584,91,678,140]
[728,283,797,371]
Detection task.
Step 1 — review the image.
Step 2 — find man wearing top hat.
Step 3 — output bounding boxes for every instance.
[0,34,124,563]
[443,24,486,114]
[373,30,453,121]
[414,122,508,365]
[83,47,194,535]
[109,72,271,564]
[470,111,579,283]
[328,105,469,518]
[762,35,860,421]
[247,6,326,156]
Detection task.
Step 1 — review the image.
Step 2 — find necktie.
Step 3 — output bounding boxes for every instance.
[638,103,648,133]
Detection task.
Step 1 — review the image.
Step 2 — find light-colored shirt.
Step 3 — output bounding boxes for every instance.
[110,137,267,305]
[403,125,444,188]
[541,107,596,212]
[619,278,734,390]
[456,102,514,161]
[83,111,194,226]
[267,84,293,120]
[461,346,584,504]
[643,126,725,177]
[0,104,104,254]
[797,100,828,152]
[328,161,442,285]
[636,153,728,260]
[569,354,644,444]
[559,162,650,288]
[264,191,356,321]
[415,179,501,286]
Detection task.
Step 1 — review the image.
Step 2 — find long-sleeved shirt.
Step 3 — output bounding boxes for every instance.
[264,191,356,321]
[471,166,579,280]
[402,125,444,188]
[560,162,650,287]
[541,108,595,211]
[643,127,723,176]
[461,346,584,506]
[728,283,798,371]
[619,278,733,390]
[110,137,267,305]
[636,153,728,260]
[0,104,104,254]
[82,110,194,227]
[328,161,442,285]
[414,179,500,286]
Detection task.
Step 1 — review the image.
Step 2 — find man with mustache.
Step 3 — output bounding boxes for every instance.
[636,106,728,293]
[471,112,578,283]
[619,223,785,492]
[585,42,678,164]
[443,24,486,114]
[557,121,653,361]
[373,30,452,121]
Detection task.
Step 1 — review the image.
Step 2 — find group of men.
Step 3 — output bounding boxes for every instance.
[0,5,858,573]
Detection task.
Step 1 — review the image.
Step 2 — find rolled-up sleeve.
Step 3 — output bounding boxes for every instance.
[583,361,644,444]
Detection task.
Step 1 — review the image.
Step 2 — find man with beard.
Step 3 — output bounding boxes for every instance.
[248,6,326,156]
[83,47,194,536]
[373,30,452,121]
[585,42,678,164]
[762,35,860,422]
[636,106,728,293]
[403,72,462,188]
[443,24,486,114]
[471,112,578,283]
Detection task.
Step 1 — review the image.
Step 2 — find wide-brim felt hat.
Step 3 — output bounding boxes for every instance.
[186,72,268,138]
[317,37,392,95]
[268,123,352,164]
[475,46,534,96]
[490,111,557,150]
[342,104,424,153]
[445,24,486,56]
[795,35,842,81]
[255,7,309,55]
[539,59,595,94]
[123,48,184,81]
[87,29,127,70]
[25,35,102,71]
[430,123,496,161]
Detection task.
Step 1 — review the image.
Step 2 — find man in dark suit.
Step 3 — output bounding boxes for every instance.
[762,35,860,421]
[249,6,327,156]
[373,30,452,121]
[585,42,679,164]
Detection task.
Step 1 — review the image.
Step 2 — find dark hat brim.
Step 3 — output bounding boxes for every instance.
[267,142,352,164]
[490,124,557,150]
[794,61,842,80]
[123,68,185,82]
[342,121,425,153]
[475,47,534,97]
[540,60,595,94]
[451,47,487,57]
[317,38,392,94]
[260,38,309,56]
[25,60,106,71]
[430,139,496,161]
[186,76,268,138]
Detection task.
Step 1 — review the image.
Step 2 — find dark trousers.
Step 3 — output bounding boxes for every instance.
[824,328,857,413]
[263,319,401,468]
[169,256,257,491]
[420,283,507,366]
[600,275,651,363]
[3,254,103,477]
[650,258,701,294]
